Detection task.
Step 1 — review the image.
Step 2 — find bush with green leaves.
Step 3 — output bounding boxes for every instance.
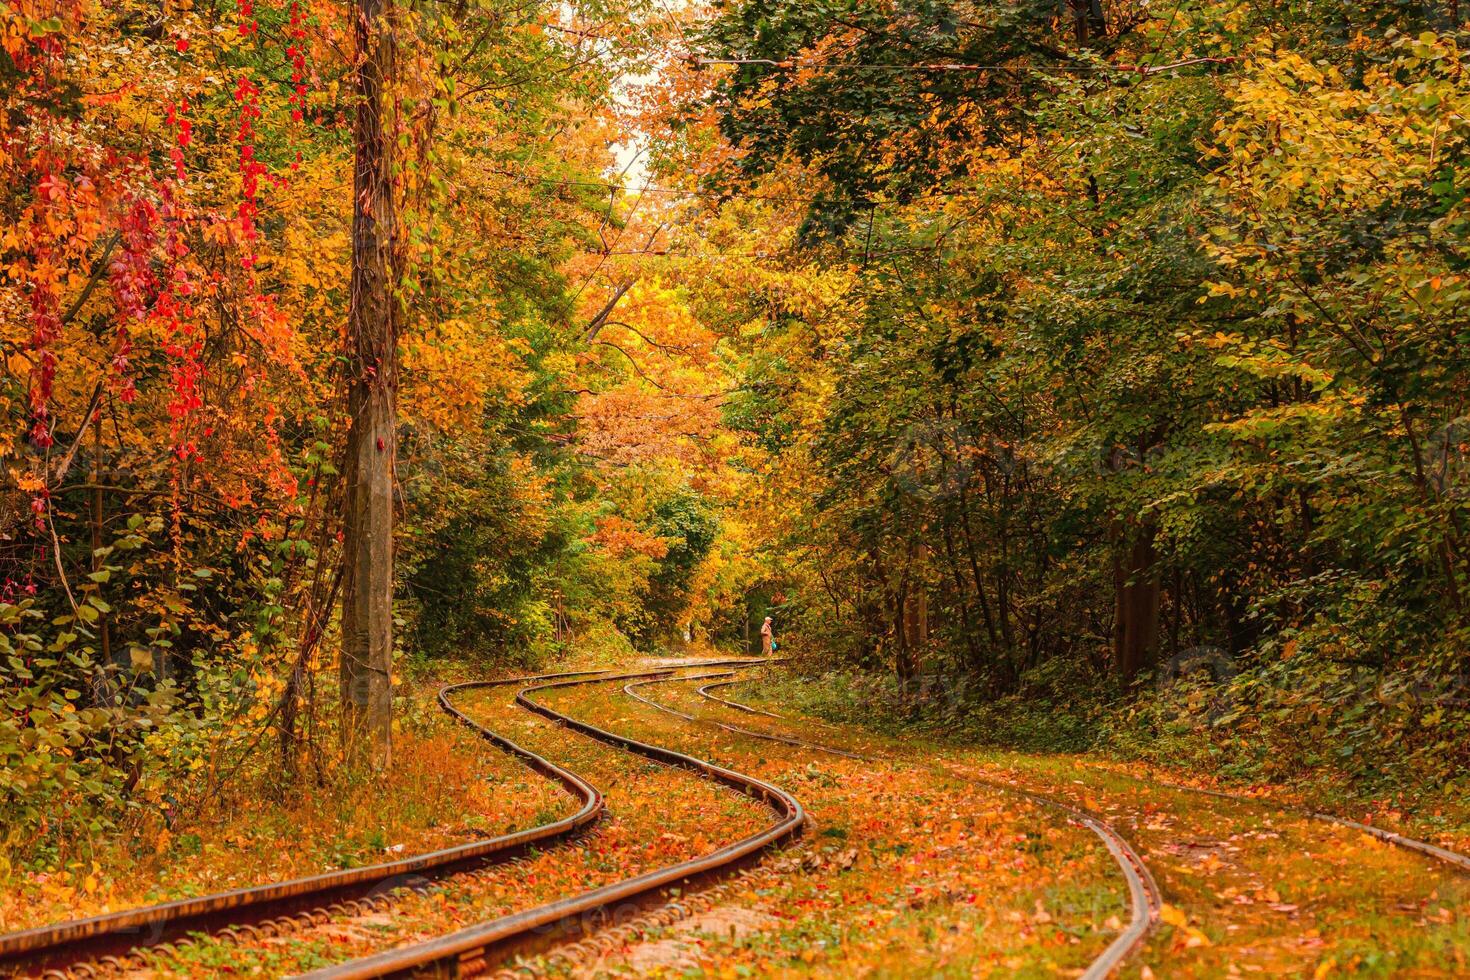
[1,515,280,855]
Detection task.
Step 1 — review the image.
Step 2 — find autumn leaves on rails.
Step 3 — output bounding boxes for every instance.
[2,660,1130,978]
[11,659,1470,978]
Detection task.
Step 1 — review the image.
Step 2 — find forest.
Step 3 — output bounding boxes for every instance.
[3,0,1470,975]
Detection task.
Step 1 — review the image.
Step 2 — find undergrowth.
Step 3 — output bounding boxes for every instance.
[756,628,1470,814]
[0,675,565,933]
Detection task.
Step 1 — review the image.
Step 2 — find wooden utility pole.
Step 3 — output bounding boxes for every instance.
[340,0,397,768]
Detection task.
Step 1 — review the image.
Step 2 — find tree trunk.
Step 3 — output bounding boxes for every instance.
[902,542,930,661]
[1068,0,1106,43]
[1112,520,1161,685]
[956,494,1001,647]
[940,518,985,670]
[340,0,398,769]
[885,555,914,680]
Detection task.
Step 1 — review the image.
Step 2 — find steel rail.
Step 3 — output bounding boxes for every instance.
[698,676,783,718]
[295,668,805,979]
[706,673,1470,873]
[623,671,864,759]
[1117,774,1470,873]
[0,670,608,976]
[628,669,1162,980]
[944,768,1160,980]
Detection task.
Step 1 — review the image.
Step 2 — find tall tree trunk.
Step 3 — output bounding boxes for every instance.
[933,438,997,654]
[882,554,914,680]
[1067,0,1106,43]
[940,518,985,670]
[341,0,397,769]
[956,494,1000,647]
[903,541,930,659]
[1112,520,1161,685]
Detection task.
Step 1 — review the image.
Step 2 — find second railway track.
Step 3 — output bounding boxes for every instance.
[28,656,1445,979]
[623,667,1162,980]
[679,666,1470,975]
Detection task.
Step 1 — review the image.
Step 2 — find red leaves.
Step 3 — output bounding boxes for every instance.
[109,195,159,324]
[286,3,310,124]
[235,0,257,36]
[2,0,307,516]
[231,0,264,265]
[26,250,62,447]
[232,76,260,106]
[35,172,66,202]
[165,99,193,200]
[103,193,160,406]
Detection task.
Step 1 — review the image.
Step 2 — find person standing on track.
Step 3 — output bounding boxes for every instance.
[760,615,775,656]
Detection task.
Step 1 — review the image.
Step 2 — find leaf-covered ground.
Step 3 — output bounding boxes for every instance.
[0,695,565,935]
[724,674,1470,978]
[530,673,1123,977]
[11,663,1470,978]
[88,666,1124,977]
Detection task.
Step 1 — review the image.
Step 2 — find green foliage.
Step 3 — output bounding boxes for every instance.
[401,437,567,669]
[0,503,294,841]
[747,663,1105,754]
[701,0,1071,234]
[698,3,1470,795]
[637,488,719,642]
[1105,620,1470,799]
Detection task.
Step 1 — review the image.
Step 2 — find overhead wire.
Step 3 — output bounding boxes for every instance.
[687,55,1238,76]
[446,8,1239,278]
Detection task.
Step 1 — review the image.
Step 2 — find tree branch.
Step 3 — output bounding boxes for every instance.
[583,278,638,342]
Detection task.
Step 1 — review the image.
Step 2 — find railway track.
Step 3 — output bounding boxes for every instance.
[622,668,1162,980]
[622,670,862,759]
[683,669,1470,973]
[1105,769,1470,872]
[295,667,805,979]
[702,675,1470,875]
[0,670,610,979]
[698,676,784,718]
[699,670,1470,876]
[28,656,1450,979]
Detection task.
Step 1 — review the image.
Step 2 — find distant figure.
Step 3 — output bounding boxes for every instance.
[760,616,774,656]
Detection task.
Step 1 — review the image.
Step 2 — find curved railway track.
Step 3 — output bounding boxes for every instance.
[698,676,784,718]
[1115,771,1470,872]
[700,671,1470,876]
[623,668,1162,979]
[685,669,1470,972]
[699,675,1470,875]
[21,657,1456,979]
[295,667,805,979]
[0,670,610,979]
[623,670,862,759]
